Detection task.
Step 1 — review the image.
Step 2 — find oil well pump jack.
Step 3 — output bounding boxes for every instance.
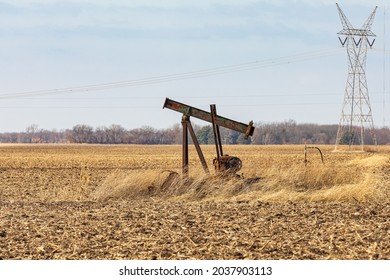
[163,98,255,177]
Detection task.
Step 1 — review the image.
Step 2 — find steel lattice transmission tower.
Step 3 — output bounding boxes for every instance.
[335,3,378,149]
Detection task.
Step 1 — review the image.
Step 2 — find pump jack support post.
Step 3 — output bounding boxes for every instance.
[181,115,209,178]
[210,104,223,170]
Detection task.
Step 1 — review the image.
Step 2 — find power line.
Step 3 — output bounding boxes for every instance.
[8,92,342,100]
[0,48,341,100]
[2,100,388,110]
[7,89,389,101]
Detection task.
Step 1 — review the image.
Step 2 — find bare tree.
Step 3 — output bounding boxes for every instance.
[25,124,41,143]
[71,124,94,143]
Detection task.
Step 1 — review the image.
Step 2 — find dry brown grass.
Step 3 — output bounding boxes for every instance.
[90,145,390,204]
[1,144,389,204]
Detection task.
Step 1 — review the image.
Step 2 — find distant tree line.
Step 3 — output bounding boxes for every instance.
[1,120,390,145]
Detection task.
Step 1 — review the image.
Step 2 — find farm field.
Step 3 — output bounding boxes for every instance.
[0,144,389,260]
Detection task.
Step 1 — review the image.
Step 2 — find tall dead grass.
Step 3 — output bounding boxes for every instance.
[92,154,389,203]
[92,170,157,201]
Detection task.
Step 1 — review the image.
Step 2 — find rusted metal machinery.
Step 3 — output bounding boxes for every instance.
[304,143,324,166]
[163,98,255,177]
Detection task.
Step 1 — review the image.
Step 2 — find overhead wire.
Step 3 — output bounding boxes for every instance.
[2,99,388,110]
[9,92,343,100]
[13,89,390,100]
[0,48,342,100]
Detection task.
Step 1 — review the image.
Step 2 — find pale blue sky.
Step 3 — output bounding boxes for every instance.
[0,0,388,132]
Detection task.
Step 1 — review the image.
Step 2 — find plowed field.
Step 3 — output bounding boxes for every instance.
[0,144,389,259]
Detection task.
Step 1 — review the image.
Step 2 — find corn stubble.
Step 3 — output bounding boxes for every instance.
[0,144,389,260]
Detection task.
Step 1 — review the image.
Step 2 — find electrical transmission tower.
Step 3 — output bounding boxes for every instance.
[335,3,378,150]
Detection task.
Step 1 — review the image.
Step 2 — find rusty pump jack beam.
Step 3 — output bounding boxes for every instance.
[163,98,255,177]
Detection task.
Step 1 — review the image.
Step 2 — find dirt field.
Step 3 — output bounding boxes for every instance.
[0,144,389,259]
